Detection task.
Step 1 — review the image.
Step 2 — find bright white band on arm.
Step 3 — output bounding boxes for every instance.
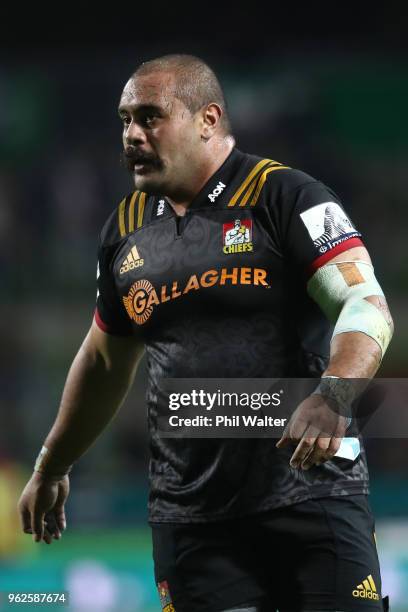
[333,297,391,356]
[307,261,384,320]
[307,261,392,358]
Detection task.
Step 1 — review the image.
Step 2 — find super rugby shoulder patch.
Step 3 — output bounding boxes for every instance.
[300,201,360,254]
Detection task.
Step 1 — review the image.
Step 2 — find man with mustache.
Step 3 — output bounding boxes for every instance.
[18,55,392,611]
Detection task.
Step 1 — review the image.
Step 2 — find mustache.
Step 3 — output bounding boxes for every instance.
[121,149,163,172]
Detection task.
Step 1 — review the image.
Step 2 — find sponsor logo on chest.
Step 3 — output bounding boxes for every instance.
[123,267,270,325]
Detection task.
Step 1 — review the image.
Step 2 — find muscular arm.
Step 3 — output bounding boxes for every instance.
[277,246,394,468]
[39,319,144,474]
[18,320,143,543]
[321,247,393,379]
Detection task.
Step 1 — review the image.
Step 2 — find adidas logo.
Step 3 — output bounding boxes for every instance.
[119,245,144,274]
[352,574,380,601]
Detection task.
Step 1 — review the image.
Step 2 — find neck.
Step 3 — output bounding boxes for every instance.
[167,135,235,216]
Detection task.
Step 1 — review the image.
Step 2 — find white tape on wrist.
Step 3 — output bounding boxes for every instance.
[34,445,72,477]
[34,445,49,472]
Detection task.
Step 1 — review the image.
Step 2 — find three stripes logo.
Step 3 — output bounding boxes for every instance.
[119,245,144,274]
[118,191,147,237]
[352,574,380,601]
[228,158,290,208]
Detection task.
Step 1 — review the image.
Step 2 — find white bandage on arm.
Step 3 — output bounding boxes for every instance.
[307,261,393,358]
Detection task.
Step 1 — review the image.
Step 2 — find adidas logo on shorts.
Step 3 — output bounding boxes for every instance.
[352,574,380,601]
[120,245,144,274]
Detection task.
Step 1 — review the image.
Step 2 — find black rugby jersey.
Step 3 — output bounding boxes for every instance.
[95,148,369,523]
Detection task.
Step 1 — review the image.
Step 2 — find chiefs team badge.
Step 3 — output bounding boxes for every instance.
[223,219,253,254]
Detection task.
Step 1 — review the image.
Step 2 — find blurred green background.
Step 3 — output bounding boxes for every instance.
[1,11,408,611]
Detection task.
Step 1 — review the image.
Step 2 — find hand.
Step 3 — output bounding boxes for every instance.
[18,472,70,544]
[276,394,348,470]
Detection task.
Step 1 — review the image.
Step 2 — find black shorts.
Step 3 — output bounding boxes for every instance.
[151,495,387,612]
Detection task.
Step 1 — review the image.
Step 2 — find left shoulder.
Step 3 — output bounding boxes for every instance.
[238,153,326,208]
[228,151,321,208]
[259,164,322,197]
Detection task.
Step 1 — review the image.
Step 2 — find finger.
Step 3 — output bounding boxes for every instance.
[45,513,61,539]
[337,416,349,436]
[290,438,315,468]
[42,525,53,545]
[276,421,291,448]
[54,489,67,532]
[276,418,309,449]
[290,426,319,468]
[56,511,66,532]
[326,426,344,457]
[301,435,331,470]
[31,508,45,543]
[19,504,33,534]
[326,437,342,458]
[289,418,310,441]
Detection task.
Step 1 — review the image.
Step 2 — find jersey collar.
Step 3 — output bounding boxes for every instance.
[150,147,245,220]
[185,147,245,211]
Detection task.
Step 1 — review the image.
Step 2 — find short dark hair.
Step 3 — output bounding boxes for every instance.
[132,54,232,135]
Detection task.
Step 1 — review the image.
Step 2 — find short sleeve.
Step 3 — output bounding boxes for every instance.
[282,179,364,277]
[94,238,133,336]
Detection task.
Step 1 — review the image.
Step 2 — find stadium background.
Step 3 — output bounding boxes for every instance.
[1,9,407,611]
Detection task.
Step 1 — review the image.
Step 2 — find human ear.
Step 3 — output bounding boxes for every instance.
[200,103,222,140]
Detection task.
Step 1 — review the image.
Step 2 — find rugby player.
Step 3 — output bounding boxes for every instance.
[18,55,393,611]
